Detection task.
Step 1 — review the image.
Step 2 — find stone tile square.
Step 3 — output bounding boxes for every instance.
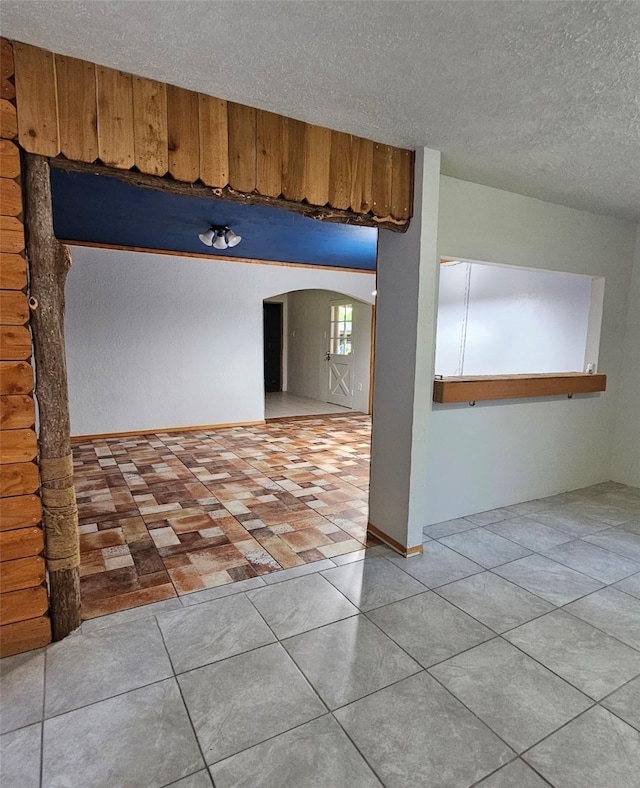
[524,706,640,788]
[476,759,550,787]
[42,679,204,787]
[168,770,213,787]
[563,499,636,527]
[387,541,483,588]
[584,528,640,563]
[423,517,479,539]
[430,638,592,752]
[439,528,532,568]
[367,590,494,668]
[565,587,640,650]
[262,559,336,584]
[0,722,41,788]
[463,508,513,526]
[158,593,275,673]
[321,557,426,611]
[494,554,604,606]
[505,610,640,699]
[209,715,380,788]
[246,573,357,638]
[283,615,420,708]
[615,572,640,599]
[543,539,640,584]
[601,675,640,730]
[487,516,573,551]
[178,643,326,765]
[180,576,266,606]
[436,571,554,633]
[0,649,44,734]
[44,617,173,717]
[334,672,514,788]
[81,596,183,633]
[530,507,611,538]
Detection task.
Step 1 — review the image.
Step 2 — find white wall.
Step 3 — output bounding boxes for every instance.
[435,261,596,376]
[424,177,637,524]
[65,246,375,435]
[369,148,442,550]
[611,226,640,487]
[287,290,372,413]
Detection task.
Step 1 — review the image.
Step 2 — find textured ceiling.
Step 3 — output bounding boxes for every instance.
[3,1,639,221]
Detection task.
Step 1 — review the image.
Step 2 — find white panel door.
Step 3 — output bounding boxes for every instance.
[327,301,354,408]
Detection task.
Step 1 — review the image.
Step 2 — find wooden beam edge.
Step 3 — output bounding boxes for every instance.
[433,373,607,404]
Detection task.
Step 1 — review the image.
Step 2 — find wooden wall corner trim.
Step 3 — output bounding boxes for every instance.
[367,522,423,557]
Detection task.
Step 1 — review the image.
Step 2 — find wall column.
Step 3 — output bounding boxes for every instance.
[368,148,441,554]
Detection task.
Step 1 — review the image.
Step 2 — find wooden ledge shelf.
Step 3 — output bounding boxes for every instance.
[433,373,607,404]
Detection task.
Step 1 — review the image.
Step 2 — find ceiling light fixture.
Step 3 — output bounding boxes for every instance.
[199,226,242,250]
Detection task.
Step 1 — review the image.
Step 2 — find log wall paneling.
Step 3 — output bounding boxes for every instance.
[55,54,98,163]
[328,130,353,210]
[0,461,39,496]
[304,125,331,207]
[228,102,257,194]
[0,253,27,289]
[132,76,168,176]
[167,85,200,183]
[0,427,37,464]
[391,148,413,222]
[0,325,32,359]
[1,38,15,101]
[0,38,50,658]
[1,587,48,627]
[372,143,394,218]
[1,555,45,593]
[282,118,307,202]
[0,616,50,656]
[0,527,44,562]
[198,94,228,188]
[0,175,22,215]
[0,215,25,253]
[0,99,17,140]
[13,43,59,156]
[0,494,41,530]
[96,66,135,169]
[256,110,283,197]
[1,394,35,429]
[0,138,20,178]
[0,291,29,324]
[351,137,374,214]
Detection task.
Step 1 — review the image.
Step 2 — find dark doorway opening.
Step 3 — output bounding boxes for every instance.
[263,302,283,392]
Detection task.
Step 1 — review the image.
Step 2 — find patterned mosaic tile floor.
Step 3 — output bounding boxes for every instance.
[72,415,373,619]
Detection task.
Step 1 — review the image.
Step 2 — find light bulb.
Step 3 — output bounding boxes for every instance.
[226,229,242,248]
[198,229,214,246]
[213,231,228,249]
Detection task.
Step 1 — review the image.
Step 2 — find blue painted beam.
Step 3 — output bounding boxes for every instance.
[50,168,378,271]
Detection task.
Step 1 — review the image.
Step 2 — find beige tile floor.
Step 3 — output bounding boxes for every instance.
[2,481,640,786]
[265,392,354,419]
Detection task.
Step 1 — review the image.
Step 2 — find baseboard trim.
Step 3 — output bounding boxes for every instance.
[266,411,366,423]
[367,523,424,557]
[72,420,266,441]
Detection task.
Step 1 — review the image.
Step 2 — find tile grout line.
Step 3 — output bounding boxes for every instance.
[153,615,212,783]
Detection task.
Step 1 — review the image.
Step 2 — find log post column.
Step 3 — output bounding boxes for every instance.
[23,152,80,639]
